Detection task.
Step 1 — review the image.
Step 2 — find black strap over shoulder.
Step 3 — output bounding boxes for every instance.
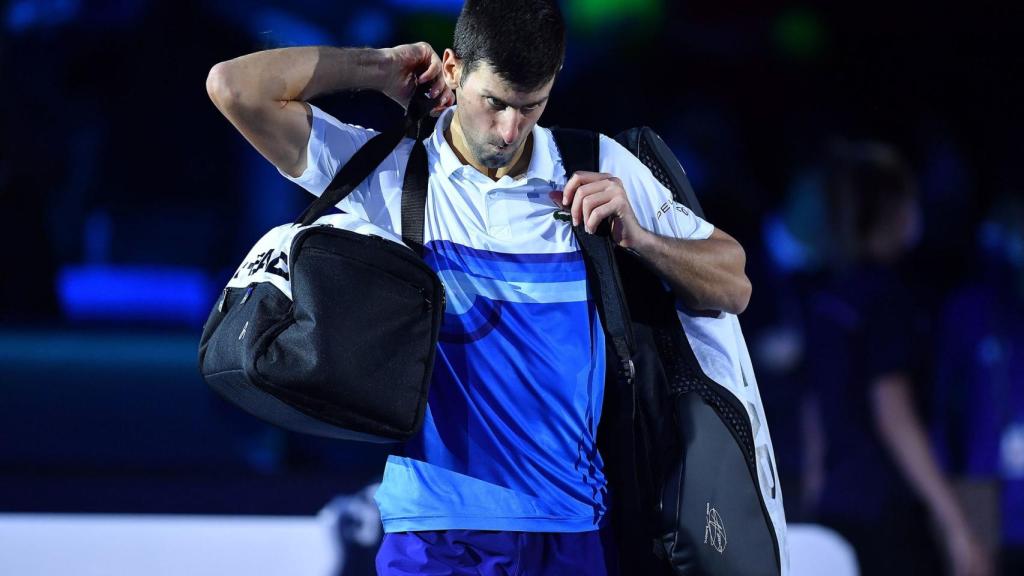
[550,127,636,380]
[400,114,435,257]
[296,92,437,255]
[552,127,662,573]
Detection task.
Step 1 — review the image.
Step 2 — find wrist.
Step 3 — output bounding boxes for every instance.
[353,47,392,92]
[321,46,389,90]
[623,227,658,255]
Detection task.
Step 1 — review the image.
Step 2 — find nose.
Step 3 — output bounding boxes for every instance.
[498,109,521,145]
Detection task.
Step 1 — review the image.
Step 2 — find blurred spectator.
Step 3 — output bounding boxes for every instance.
[933,192,1024,575]
[803,141,991,575]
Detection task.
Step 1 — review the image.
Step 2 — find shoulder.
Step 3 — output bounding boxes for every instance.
[597,133,647,175]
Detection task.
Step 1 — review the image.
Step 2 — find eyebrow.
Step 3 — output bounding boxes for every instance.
[481,91,549,109]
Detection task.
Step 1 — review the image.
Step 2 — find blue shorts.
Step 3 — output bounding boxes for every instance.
[375,527,619,575]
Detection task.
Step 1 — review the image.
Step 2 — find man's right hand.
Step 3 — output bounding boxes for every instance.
[379,42,455,117]
[207,44,456,179]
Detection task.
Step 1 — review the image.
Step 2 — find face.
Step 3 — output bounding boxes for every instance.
[442,51,554,170]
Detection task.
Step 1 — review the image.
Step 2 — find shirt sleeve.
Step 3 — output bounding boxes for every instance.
[277,104,380,198]
[597,133,714,241]
[863,284,917,383]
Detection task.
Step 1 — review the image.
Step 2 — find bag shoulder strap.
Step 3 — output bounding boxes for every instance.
[400,114,434,257]
[295,92,437,256]
[550,127,635,380]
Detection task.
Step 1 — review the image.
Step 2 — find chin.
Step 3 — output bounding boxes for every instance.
[481,156,511,169]
[469,137,517,169]
[476,149,512,169]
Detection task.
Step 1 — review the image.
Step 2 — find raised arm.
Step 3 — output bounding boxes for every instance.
[205,43,454,177]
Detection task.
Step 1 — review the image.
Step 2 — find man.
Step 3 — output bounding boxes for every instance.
[207,1,750,573]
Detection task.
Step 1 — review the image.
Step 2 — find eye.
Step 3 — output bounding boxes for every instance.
[523,104,540,113]
[485,97,505,110]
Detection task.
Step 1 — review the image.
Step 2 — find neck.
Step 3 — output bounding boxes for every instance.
[446,110,532,181]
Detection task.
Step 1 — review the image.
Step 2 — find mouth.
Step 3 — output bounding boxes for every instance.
[494,140,519,154]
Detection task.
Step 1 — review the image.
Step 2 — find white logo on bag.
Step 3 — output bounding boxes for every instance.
[704,502,727,554]
[239,321,249,340]
[234,249,289,281]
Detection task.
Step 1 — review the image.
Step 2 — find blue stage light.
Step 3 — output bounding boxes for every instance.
[58,265,213,326]
[386,0,463,13]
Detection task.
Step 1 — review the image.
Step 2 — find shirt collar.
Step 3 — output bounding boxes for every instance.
[429,105,564,185]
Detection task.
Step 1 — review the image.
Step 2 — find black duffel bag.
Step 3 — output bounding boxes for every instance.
[198,93,443,443]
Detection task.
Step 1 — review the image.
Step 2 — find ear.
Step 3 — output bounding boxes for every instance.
[442,49,461,91]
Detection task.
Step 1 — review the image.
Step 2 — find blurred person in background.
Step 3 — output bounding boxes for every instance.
[803,141,991,576]
[933,191,1024,575]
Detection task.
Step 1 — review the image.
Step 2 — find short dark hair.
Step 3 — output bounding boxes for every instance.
[453,0,566,91]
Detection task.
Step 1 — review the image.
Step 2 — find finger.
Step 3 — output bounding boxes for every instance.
[432,88,452,113]
[415,41,434,65]
[428,85,452,112]
[573,179,602,224]
[570,179,614,226]
[584,193,620,233]
[561,171,605,206]
[562,171,597,204]
[580,188,615,230]
[417,55,441,87]
[562,172,617,218]
[427,72,447,100]
[430,88,455,116]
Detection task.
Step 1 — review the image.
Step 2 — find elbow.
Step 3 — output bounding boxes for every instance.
[713,274,750,316]
[206,61,243,111]
[688,274,750,316]
[685,243,752,316]
[731,274,752,316]
[728,241,752,315]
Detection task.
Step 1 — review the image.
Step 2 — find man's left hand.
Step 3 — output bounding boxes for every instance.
[561,171,651,250]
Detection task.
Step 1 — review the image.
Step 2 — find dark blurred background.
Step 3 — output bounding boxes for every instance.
[2,0,1022,573]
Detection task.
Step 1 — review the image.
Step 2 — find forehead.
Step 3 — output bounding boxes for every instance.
[462,61,553,104]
